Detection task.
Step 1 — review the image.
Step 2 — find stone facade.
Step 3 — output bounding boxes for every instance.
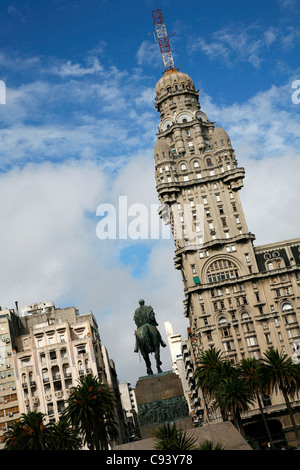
[153,68,300,431]
[135,371,192,439]
[0,301,127,448]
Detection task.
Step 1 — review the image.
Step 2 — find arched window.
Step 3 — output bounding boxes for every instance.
[181,163,187,171]
[241,311,250,320]
[207,259,239,283]
[193,160,200,168]
[267,261,274,270]
[206,158,213,166]
[282,302,293,312]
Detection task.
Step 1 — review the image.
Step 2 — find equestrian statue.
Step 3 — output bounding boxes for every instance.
[134,299,166,375]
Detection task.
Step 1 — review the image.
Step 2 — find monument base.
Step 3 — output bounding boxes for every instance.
[135,370,193,440]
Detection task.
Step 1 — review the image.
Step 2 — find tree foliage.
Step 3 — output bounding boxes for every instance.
[4,375,117,450]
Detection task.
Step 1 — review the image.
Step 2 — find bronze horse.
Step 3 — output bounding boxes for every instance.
[134,300,166,375]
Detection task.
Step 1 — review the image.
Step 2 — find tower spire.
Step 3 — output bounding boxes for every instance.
[152,9,176,72]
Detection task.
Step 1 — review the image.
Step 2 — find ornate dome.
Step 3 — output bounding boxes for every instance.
[212,126,232,148]
[154,137,171,157]
[155,69,195,97]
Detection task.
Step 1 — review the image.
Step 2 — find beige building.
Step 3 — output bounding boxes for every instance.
[118,382,139,440]
[0,307,21,447]
[164,321,202,422]
[0,300,126,448]
[153,68,300,447]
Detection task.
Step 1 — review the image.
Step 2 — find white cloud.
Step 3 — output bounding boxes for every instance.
[192,25,264,68]
[136,40,162,68]
[48,58,104,77]
[191,22,300,69]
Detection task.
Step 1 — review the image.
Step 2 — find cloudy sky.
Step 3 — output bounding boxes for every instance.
[0,0,299,386]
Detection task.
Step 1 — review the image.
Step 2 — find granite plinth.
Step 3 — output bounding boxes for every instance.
[135,370,192,439]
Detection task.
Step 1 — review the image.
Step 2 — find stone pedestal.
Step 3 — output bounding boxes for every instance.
[135,370,193,440]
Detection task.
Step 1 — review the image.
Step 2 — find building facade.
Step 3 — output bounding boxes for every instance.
[0,307,22,447]
[118,382,140,441]
[164,321,202,423]
[0,300,127,448]
[153,68,300,444]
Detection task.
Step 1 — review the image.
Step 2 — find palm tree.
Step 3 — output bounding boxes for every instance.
[197,440,225,450]
[194,349,256,436]
[62,375,118,450]
[194,348,225,397]
[214,374,255,438]
[194,348,237,422]
[240,357,275,449]
[46,418,82,450]
[3,411,51,450]
[259,348,300,445]
[153,422,197,450]
[153,423,225,450]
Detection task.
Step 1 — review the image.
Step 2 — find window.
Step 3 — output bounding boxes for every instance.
[181,163,187,171]
[21,357,31,367]
[241,312,250,321]
[264,333,271,343]
[282,302,293,312]
[207,259,239,283]
[246,336,257,347]
[224,341,234,351]
[50,351,56,360]
[288,328,300,339]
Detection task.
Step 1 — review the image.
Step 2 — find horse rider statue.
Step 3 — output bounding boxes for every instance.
[134,299,166,375]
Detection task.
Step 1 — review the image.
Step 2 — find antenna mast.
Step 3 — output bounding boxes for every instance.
[152,9,176,71]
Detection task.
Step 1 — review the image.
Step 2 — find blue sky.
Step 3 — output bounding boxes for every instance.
[0,0,299,385]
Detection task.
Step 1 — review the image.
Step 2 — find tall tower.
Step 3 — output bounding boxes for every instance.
[152,10,300,380]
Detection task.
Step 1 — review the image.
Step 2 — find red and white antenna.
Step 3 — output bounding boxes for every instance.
[152,9,176,71]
